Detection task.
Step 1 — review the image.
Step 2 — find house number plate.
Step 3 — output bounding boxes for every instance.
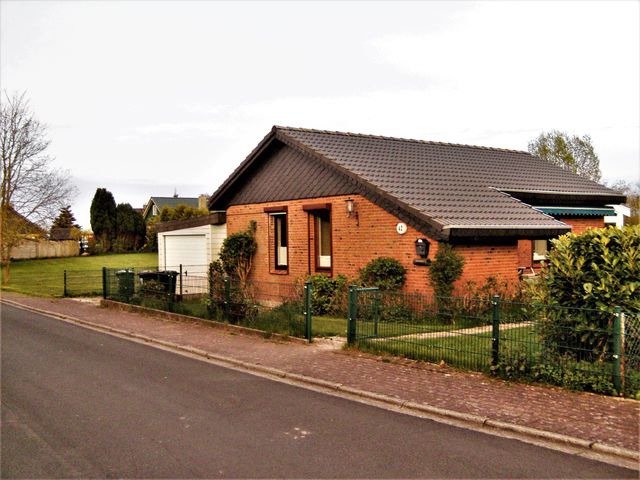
[396,223,407,235]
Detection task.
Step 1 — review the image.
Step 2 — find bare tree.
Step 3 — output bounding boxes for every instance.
[1,91,77,280]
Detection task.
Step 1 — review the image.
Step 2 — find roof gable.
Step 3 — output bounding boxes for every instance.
[219,140,358,206]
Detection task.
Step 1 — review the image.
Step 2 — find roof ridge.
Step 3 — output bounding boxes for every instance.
[274,125,531,155]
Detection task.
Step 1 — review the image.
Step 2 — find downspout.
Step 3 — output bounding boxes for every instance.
[307,212,311,275]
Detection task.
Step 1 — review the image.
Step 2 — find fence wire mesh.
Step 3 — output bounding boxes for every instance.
[208,274,306,338]
[104,266,308,339]
[351,288,640,397]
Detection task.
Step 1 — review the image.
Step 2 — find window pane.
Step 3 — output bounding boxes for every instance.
[533,239,548,261]
[316,211,331,268]
[273,214,287,268]
[320,217,331,255]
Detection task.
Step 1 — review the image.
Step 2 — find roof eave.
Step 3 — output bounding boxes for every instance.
[444,224,572,240]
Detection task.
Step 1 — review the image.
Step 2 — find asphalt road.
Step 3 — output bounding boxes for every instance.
[1,304,636,478]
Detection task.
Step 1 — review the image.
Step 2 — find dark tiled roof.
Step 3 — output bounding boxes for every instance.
[143,196,201,220]
[209,126,625,239]
[274,127,622,231]
[150,196,199,210]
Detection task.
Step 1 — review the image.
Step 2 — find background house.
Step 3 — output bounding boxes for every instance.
[207,126,625,295]
[142,194,208,222]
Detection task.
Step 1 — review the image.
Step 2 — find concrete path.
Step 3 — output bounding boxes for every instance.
[1,292,638,464]
[371,321,531,341]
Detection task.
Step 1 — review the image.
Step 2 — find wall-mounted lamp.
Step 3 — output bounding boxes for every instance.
[345,198,359,226]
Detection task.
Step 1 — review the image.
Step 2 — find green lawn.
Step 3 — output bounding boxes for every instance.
[312,315,348,337]
[1,253,158,297]
[359,325,539,371]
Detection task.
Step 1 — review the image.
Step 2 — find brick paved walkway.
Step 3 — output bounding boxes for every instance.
[2,292,638,453]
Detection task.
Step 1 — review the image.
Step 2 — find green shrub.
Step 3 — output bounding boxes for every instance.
[360,257,406,291]
[429,244,465,299]
[242,301,304,337]
[492,349,618,395]
[531,226,640,361]
[307,274,348,315]
[219,221,257,287]
[428,244,464,321]
[380,302,415,324]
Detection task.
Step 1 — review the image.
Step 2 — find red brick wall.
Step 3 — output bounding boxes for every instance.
[227,195,520,295]
[559,217,605,234]
[517,240,534,268]
[513,217,605,270]
[453,243,520,289]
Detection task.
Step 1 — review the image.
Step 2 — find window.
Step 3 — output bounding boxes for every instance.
[315,210,332,269]
[152,204,159,216]
[533,239,549,261]
[273,213,288,269]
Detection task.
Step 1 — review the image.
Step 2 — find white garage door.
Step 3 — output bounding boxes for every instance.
[163,234,207,272]
[163,234,208,295]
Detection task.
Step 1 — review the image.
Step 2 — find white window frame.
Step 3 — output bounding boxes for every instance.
[271,212,288,269]
[316,213,331,269]
[533,239,549,261]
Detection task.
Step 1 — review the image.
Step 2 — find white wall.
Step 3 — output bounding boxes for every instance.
[157,223,227,295]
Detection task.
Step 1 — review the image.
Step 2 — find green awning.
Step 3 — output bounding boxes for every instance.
[535,207,616,216]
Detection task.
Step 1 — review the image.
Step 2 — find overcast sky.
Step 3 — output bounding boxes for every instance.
[2,0,639,230]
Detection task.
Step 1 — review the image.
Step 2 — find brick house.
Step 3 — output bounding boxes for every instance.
[208,127,625,294]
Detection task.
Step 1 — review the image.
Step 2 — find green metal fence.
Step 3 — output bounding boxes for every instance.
[1,269,104,297]
[103,266,313,340]
[207,269,310,339]
[64,269,104,296]
[347,286,640,397]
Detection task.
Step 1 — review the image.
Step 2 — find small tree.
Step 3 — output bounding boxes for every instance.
[218,221,257,288]
[52,206,80,229]
[429,244,465,299]
[90,188,116,252]
[1,91,76,279]
[114,203,145,252]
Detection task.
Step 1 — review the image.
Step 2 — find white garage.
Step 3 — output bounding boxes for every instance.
[156,213,226,295]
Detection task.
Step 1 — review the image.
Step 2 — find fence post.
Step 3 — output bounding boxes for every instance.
[304,280,312,343]
[491,295,501,368]
[63,270,68,297]
[347,285,358,345]
[373,290,380,337]
[224,276,231,319]
[179,264,183,299]
[613,306,622,394]
[102,267,107,299]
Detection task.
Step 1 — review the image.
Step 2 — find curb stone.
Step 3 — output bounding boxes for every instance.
[2,297,638,464]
